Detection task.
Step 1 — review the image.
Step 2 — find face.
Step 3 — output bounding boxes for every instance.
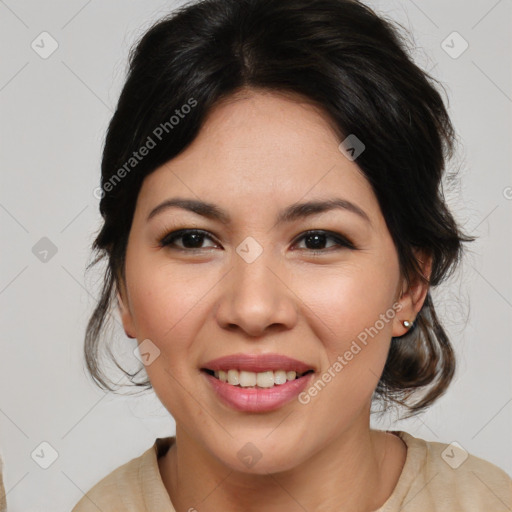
[118,89,424,474]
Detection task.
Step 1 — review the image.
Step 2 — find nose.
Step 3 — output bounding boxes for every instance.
[214,250,299,337]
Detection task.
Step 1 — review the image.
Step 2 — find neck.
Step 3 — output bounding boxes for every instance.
[159,415,406,512]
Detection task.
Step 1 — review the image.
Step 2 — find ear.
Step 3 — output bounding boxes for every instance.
[392,249,432,337]
[116,281,136,339]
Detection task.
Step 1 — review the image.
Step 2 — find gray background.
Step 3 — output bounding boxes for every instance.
[0,0,511,510]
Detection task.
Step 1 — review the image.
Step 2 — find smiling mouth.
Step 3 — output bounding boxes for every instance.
[201,368,314,388]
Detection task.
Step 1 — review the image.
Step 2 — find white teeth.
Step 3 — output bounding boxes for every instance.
[240,370,257,387]
[256,371,274,388]
[274,370,288,385]
[210,369,307,388]
[227,369,240,386]
[286,371,297,381]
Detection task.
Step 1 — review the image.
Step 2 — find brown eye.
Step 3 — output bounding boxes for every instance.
[293,230,356,252]
[159,229,218,250]
[159,228,356,253]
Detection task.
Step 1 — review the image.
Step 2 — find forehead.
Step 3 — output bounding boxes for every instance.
[191,88,345,170]
[135,89,378,225]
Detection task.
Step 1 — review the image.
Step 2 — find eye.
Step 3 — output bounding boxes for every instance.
[158,228,356,253]
[159,229,219,250]
[292,230,356,253]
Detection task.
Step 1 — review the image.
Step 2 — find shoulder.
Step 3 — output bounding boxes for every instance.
[0,453,6,512]
[70,448,150,512]
[391,431,512,511]
[71,437,175,512]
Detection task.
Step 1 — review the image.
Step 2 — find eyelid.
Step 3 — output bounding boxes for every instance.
[293,229,356,249]
[158,228,357,252]
[159,228,218,248]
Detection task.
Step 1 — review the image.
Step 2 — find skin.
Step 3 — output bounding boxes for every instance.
[117,87,431,512]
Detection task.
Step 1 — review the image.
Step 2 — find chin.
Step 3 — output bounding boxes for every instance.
[211,439,308,476]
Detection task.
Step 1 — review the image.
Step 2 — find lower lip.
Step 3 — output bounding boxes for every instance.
[202,371,314,412]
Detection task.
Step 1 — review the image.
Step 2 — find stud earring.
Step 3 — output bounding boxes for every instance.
[402,320,413,329]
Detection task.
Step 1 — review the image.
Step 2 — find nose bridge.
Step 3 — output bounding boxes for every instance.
[215,237,297,336]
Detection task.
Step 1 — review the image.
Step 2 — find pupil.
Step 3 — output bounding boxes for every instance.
[183,232,203,248]
[306,233,325,249]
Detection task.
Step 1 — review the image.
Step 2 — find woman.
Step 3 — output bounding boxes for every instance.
[72,0,512,510]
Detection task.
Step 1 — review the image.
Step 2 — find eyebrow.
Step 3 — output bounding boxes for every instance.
[147,197,370,225]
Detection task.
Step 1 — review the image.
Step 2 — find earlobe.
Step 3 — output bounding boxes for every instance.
[116,289,136,339]
[392,251,432,337]
[116,290,125,312]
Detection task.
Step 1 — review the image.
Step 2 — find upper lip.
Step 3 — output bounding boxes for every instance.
[201,353,315,374]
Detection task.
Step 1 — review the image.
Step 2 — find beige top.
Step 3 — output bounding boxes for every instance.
[0,455,6,512]
[71,430,512,512]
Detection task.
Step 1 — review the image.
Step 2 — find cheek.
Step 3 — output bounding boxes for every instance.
[124,259,215,413]
[126,252,213,341]
[299,260,399,342]
[294,256,400,396]
[123,254,210,389]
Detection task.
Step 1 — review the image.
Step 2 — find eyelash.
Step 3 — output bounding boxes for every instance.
[158,229,356,254]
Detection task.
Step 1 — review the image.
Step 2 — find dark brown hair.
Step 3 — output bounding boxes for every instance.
[84,0,474,416]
